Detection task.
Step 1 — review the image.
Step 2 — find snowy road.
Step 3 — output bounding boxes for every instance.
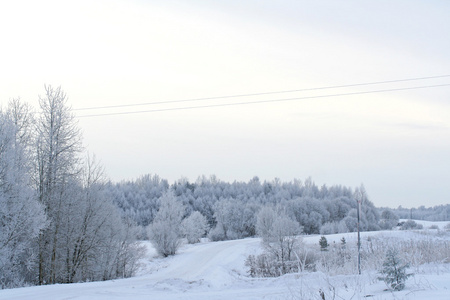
[147,238,259,282]
[0,238,275,300]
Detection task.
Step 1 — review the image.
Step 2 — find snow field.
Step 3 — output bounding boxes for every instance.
[1,225,449,300]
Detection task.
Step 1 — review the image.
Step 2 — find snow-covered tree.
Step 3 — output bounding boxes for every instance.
[379,209,399,230]
[182,211,209,244]
[354,185,381,231]
[0,109,47,288]
[107,177,387,240]
[320,220,349,235]
[286,198,329,234]
[209,198,258,241]
[34,85,83,284]
[148,191,185,257]
[92,215,144,281]
[255,206,277,242]
[319,236,329,251]
[109,174,169,228]
[256,207,302,274]
[32,86,143,284]
[59,154,144,283]
[378,248,413,291]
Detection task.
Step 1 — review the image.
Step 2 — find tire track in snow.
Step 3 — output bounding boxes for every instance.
[146,238,260,286]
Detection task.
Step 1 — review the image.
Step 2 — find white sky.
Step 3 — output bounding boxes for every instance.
[1,0,449,208]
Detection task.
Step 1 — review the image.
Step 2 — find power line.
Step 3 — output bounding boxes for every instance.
[73,75,450,111]
[76,83,450,118]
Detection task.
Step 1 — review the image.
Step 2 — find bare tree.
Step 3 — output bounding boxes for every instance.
[60,154,144,282]
[256,207,302,274]
[31,86,144,284]
[61,154,105,282]
[34,85,83,284]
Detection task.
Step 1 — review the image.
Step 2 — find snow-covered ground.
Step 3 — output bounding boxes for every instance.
[1,222,449,300]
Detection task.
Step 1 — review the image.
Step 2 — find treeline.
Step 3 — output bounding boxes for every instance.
[108,174,385,240]
[0,87,143,289]
[110,175,450,240]
[390,205,450,221]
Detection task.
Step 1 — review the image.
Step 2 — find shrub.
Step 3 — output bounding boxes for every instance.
[148,192,184,257]
[247,207,306,277]
[182,211,209,244]
[245,253,298,277]
[245,247,318,277]
[379,209,400,230]
[207,225,226,242]
[400,220,423,230]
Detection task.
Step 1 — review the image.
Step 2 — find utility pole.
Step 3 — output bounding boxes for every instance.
[357,192,362,275]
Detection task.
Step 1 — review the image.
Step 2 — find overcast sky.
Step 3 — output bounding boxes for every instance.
[1,0,449,208]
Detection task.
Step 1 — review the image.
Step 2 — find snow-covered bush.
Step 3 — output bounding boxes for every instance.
[378,248,413,291]
[400,220,423,230]
[182,211,209,244]
[95,218,146,281]
[208,225,227,242]
[379,209,399,230]
[263,215,302,271]
[247,208,305,277]
[246,253,298,277]
[148,192,185,257]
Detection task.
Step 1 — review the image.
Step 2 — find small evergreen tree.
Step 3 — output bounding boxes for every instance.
[378,248,413,291]
[319,236,329,251]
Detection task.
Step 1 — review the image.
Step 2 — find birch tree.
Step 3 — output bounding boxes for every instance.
[0,107,46,288]
[35,85,83,284]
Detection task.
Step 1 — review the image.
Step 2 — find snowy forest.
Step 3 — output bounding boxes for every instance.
[1,86,449,289]
[109,174,450,238]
